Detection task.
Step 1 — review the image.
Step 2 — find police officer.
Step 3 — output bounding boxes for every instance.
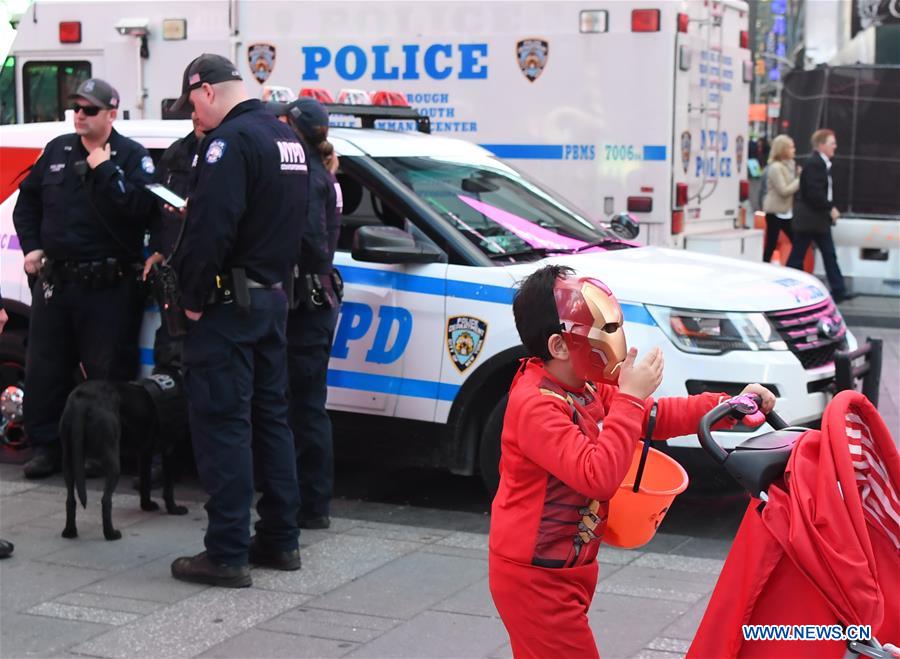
[143,109,205,371]
[13,78,155,479]
[167,54,308,587]
[270,98,342,530]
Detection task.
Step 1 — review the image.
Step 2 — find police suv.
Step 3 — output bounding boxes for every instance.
[0,113,869,490]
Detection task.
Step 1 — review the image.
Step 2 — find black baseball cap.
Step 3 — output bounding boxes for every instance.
[170,54,243,111]
[68,78,120,109]
[267,97,330,141]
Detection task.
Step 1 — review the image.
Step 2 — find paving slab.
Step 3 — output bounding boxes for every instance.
[258,607,400,643]
[346,610,509,658]
[0,559,109,612]
[590,594,693,659]
[26,601,142,626]
[199,628,358,658]
[0,611,110,657]
[252,534,421,596]
[598,565,718,603]
[71,588,308,659]
[431,576,497,618]
[78,552,210,604]
[658,596,712,642]
[309,550,487,620]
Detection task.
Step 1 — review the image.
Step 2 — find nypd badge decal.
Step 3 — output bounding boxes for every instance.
[248,43,276,84]
[447,316,487,373]
[517,39,548,82]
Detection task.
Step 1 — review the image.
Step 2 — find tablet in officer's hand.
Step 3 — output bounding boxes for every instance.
[146,183,187,209]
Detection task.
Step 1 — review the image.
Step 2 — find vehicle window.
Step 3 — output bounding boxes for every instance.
[377,156,618,261]
[0,56,16,125]
[23,61,91,123]
[335,169,409,251]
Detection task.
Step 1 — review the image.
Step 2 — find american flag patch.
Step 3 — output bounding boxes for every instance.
[189,73,201,85]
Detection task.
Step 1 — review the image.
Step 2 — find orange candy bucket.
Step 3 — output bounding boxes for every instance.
[605,443,689,549]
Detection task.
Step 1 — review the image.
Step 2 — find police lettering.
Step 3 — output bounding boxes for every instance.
[276,140,308,172]
[301,43,489,81]
[332,302,414,364]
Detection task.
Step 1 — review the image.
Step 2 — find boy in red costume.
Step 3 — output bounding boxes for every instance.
[488,265,775,658]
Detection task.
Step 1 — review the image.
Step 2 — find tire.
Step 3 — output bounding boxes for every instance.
[478,393,508,498]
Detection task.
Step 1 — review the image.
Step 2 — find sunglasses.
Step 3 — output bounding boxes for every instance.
[70,104,102,116]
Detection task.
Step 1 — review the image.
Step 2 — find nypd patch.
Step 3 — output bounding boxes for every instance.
[141,155,155,174]
[205,139,227,164]
[447,316,487,373]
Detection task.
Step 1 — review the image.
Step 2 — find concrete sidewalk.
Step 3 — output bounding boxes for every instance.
[0,463,723,659]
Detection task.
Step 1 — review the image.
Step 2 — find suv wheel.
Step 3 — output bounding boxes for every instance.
[478,393,508,497]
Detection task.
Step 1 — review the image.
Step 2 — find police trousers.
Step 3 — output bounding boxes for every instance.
[183,288,299,565]
[24,273,143,448]
[286,304,339,519]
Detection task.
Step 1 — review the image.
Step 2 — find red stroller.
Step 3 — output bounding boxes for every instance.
[688,390,899,658]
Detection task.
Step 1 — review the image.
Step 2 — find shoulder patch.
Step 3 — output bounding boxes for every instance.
[141,155,155,174]
[205,139,227,164]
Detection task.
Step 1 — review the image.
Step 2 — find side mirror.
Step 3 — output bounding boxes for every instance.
[352,225,444,264]
[610,212,640,240]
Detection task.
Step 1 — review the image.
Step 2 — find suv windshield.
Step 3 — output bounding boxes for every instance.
[377,156,622,260]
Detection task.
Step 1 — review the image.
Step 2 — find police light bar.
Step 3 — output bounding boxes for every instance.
[677,13,689,33]
[337,89,372,105]
[299,88,335,103]
[59,21,82,43]
[324,103,430,134]
[631,9,660,32]
[371,91,409,107]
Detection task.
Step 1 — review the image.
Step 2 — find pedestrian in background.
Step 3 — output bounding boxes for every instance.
[270,98,343,530]
[167,54,308,587]
[761,135,799,263]
[12,78,155,479]
[0,292,14,560]
[787,129,851,302]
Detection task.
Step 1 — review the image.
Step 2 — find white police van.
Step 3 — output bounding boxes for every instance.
[1,0,758,256]
[0,113,872,491]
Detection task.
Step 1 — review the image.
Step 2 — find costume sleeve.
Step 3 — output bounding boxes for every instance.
[647,392,735,439]
[12,152,48,255]
[516,390,646,501]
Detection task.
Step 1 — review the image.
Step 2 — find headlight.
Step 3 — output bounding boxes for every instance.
[646,306,788,355]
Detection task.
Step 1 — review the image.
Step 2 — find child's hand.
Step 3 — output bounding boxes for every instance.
[739,383,776,415]
[618,347,664,400]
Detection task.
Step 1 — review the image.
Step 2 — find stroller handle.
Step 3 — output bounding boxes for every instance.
[698,394,789,465]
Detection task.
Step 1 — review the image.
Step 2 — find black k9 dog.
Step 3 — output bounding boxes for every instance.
[60,370,189,540]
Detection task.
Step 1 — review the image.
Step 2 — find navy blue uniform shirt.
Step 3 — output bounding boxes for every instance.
[299,143,342,276]
[149,130,200,256]
[13,128,156,261]
[174,99,309,311]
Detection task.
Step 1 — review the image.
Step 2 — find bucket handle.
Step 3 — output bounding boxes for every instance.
[633,403,658,493]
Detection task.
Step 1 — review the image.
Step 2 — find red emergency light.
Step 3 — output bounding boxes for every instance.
[631,9,660,32]
[675,183,688,208]
[627,196,653,212]
[371,91,409,107]
[59,21,82,44]
[740,30,749,49]
[299,88,335,103]
[739,180,750,201]
[671,210,685,235]
[677,13,690,33]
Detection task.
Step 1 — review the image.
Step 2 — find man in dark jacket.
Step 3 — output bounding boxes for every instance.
[786,129,849,302]
[13,78,155,478]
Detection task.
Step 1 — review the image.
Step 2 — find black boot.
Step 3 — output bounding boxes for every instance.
[23,446,61,479]
[0,539,14,559]
[298,515,331,530]
[248,536,301,571]
[170,552,251,588]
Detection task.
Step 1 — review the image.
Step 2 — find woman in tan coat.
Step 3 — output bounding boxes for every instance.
[761,135,800,262]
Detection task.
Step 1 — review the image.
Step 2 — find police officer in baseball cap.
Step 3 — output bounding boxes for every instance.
[168,54,308,588]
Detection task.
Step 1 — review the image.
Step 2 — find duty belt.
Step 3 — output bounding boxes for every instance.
[206,269,282,307]
[46,258,138,290]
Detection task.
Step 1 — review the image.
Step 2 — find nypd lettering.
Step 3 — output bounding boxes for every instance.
[49,163,66,173]
[276,140,308,172]
[205,139,227,164]
[332,302,413,364]
[447,316,487,373]
[301,43,488,81]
